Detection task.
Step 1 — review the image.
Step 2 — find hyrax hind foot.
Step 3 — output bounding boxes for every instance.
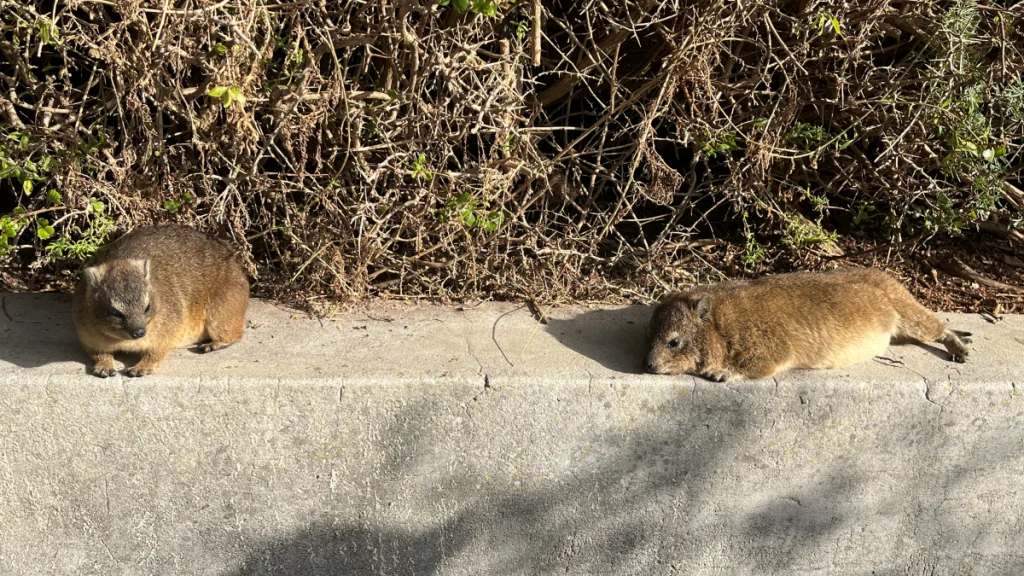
[940,330,971,363]
[198,340,235,354]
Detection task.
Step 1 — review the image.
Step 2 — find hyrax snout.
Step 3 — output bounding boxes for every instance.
[72,224,250,378]
[645,268,971,382]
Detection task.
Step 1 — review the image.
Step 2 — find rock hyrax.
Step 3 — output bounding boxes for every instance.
[645,267,971,382]
[71,223,250,377]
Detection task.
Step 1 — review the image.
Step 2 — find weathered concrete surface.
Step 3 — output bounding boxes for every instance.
[0,292,1023,575]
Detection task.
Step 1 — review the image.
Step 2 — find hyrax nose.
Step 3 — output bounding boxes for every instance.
[130,327,147,339]
[645,359,656,373]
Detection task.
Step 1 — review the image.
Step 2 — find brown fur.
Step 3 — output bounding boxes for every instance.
[644,268,971,382]
[71,224,249,377]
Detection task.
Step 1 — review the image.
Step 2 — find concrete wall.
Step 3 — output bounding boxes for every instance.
[1,293,1022,575]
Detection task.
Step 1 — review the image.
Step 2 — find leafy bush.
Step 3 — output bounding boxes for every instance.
[0,0,1020,304]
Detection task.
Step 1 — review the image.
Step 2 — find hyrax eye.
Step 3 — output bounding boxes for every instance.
[668,338,681,349]
[110,309,124,319]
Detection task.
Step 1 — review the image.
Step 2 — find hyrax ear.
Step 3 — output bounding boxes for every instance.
[83,264,106,285]
[130,259,151,280]
[695,294,712,322]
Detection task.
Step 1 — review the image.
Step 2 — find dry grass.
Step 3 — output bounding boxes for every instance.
[0,0,1022,312]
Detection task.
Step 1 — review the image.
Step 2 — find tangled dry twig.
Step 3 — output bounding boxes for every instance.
[0,0,1021,311]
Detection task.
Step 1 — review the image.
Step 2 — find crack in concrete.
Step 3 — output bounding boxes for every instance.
[465,336,485,375]
[922,378,943,412]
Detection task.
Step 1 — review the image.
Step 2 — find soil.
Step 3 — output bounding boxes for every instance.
[3,228,1022,319]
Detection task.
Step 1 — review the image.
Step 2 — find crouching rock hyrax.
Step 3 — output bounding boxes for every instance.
[644,267,971,382]
[72,224,250,377]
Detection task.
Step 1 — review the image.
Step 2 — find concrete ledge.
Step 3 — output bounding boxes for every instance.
[1,293,1023,575]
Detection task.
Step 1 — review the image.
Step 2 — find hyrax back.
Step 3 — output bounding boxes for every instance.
[71,224,249,377]
[644,268,971,382]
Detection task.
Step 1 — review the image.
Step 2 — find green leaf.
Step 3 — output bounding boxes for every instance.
[227,86,246,107]
[36,19,58,44]
[88,199,105,214]
[46,189,61,205]
[214,43,229,55]
[472,0,498,16]
[830,17,841,34]
[450,0,470,13]
[162,199,182,214]
[207,86,228,98]
[36,218,54,240]
[1,217,16,238]
[22,180,33,195]
[19,134,29,152]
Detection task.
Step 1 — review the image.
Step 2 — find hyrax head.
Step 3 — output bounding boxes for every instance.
[82,259,154,340]
[644,291,712,375]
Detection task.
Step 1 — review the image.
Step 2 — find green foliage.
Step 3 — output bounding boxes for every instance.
[701,133,738,159]
[0,210,28,257]
[915,0,1018,236]
[802,188,828,214]
[1,132,53,194]
[852,204,876,227]
[35,18,59,45]
[44,199,115,261]
[207,85,246,108]
[35,218,54,240]
[438,193,506,232]
[499,133,516,157]
[781,212,839,250]
[816,12,841,36]
[438,0,502,17]
[471,0,499,17]
[411,154,433,181]
[789,122,829,150]
[741,213,766,267]
[161,192,194,214]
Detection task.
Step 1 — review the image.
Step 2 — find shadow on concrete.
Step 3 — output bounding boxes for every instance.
[544,306,652,374]
[220,376,1024,575]
[223,390,868,575]
[230,525,446,575]
[0,292,90,369]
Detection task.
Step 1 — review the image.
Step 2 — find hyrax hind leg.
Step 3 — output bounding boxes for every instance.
[199,268,249,354]
[890,288,971,363]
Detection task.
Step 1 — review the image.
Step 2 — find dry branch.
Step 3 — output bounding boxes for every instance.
[0,0,1020,309]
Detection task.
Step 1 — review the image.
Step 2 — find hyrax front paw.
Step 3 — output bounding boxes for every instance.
[949,350,968,364]
[125,364,155,378]
[702,370,733,383]
[92,363,118,378]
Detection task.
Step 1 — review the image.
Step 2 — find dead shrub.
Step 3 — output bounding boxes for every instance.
[0,0,1021,308]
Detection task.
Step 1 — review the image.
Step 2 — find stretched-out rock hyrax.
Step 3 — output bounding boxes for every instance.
[71,224,250,377]
[644,267,971,382]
